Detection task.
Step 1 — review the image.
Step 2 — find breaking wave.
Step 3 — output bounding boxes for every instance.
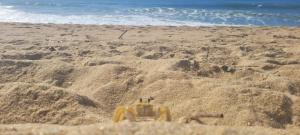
[0,5,222,26]
[0,2,299,26]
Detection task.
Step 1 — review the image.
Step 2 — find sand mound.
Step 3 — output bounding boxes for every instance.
[0,83,103,125]
[35,62,75,87]
[139,78,293,128]
[69,64,142,112]
[0,60,36,83]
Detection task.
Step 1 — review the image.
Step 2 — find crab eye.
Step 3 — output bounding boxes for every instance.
[148,99,150,103]
[139,98,142,103]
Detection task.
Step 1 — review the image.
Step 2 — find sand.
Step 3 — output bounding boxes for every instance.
[0,22,299,134]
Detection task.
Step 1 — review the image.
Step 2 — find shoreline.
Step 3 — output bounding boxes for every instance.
[1,22,299,29]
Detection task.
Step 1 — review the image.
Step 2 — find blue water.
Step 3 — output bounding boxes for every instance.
[0,0,299,26]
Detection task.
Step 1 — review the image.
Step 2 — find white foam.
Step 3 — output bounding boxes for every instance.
[0,5,226,26]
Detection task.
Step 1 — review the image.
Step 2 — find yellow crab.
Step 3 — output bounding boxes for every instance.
[112,97,171,122]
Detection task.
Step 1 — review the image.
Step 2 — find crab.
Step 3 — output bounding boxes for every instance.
[112,97,171,122]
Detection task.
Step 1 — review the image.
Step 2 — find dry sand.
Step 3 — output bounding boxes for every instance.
[0,22,299,134]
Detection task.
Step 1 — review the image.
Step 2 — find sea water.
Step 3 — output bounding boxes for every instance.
[0,0,299,26]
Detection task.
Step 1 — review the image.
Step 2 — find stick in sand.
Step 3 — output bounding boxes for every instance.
[118,30,128,39]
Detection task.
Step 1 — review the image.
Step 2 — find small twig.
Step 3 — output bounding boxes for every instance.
[190,117,204,124]
[118,30,128,39]
[194,113,224,118]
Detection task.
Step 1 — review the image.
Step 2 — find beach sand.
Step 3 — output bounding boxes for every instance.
[0,22,299,134]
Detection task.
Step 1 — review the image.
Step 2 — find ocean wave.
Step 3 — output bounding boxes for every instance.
[0,5,226,26]
[0,3,299,26]
[125,7,300,26]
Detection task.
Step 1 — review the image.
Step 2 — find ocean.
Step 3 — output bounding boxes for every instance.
[0,0,299,26]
